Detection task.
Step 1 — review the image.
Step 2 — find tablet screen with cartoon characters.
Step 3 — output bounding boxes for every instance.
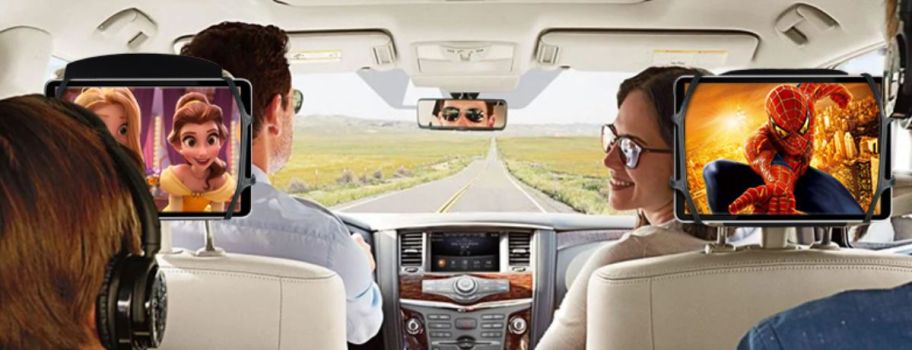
[47,82,252,217]
[675,76,890,221]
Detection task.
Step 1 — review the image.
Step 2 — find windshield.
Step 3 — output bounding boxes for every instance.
[272,69,632,214]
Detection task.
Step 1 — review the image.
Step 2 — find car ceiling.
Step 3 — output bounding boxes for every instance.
[1,0,886,91]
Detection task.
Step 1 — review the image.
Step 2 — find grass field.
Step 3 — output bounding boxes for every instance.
[272,119,489,207]
[497,136,619,215]
[269,116,619,213]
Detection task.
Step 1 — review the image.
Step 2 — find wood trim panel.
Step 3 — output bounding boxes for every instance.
[399,272,532,304]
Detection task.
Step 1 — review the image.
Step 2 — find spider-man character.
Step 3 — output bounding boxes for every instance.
[703,83,864,215]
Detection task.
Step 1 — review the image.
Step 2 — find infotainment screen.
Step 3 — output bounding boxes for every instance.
[430,233,500,272]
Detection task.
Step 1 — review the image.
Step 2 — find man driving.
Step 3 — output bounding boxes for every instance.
[170,22,383,344]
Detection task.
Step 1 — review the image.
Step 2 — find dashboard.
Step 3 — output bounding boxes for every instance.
[398,229,535,350]
[340,212,635,350]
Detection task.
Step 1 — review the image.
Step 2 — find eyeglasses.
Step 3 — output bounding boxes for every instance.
[440,106,486,123]
[292,89,303,114]
[282,89,304,114]
[601,123,672,169]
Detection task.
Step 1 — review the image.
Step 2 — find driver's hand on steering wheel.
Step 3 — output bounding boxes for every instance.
[352,233,376,272]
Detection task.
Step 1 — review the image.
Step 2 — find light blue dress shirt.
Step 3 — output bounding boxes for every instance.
[170,166,383,344]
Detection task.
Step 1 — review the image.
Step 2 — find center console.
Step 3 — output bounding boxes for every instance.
[398,230,535,350]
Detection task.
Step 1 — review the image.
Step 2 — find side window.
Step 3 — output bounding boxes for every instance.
[835,49,912,252]
[45,56,67,81]
[834,48,885,75]
[833,48,910,171]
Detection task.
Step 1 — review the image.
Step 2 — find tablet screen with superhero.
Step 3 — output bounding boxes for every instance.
[675,76,890,222]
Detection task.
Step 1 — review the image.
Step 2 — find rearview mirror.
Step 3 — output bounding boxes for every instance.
[417,98,507,130]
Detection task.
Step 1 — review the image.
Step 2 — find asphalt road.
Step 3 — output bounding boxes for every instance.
[335,138,578,213]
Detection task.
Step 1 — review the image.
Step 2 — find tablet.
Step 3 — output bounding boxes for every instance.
[45,79,253,218]
[673,75,891,223]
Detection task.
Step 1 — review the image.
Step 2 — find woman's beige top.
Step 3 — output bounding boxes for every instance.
[536,221,708,350]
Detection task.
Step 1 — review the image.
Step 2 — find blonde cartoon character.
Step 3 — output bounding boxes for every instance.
[161,92,236,212]
[74,87,143,162]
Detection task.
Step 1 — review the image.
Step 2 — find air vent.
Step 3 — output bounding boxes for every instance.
[400,232,424,267]
[508,232,531,266]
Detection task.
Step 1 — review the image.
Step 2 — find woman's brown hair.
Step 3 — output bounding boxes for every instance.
[167,92,229,190]
[0,95,142,349]
[617,66,727,240]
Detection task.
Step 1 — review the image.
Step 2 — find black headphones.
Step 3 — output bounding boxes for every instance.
[886,0,912,121]
[52,99,167,350]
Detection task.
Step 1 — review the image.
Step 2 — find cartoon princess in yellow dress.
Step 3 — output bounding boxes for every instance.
[161,92,235,212]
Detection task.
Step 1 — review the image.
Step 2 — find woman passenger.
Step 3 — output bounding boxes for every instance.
[537,66,717,350]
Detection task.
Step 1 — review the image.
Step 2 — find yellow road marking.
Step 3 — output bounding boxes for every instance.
[438,139,496,213]
[436,180,475,213]
[437,162,490,213]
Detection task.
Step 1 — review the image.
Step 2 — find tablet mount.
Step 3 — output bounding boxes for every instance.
[671,70,896,253]
[55,54,255,256]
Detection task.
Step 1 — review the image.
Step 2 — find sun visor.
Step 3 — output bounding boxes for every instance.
[174,30,397,73]
[536,30,759,71]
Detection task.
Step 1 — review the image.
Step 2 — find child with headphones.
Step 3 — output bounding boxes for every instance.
[0,95,165,350]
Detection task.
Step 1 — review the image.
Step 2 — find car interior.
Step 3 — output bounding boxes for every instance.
[3,0,912,349]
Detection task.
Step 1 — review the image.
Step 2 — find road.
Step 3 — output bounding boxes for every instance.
[334,138,578,213]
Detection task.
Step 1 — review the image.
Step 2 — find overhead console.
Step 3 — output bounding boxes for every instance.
[411,41,521,92]
[535,29,759,72]
[398,229,535,350]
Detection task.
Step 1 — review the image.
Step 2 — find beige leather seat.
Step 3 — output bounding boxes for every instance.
[586,243,912,349]
[587,171,912,349]
[157,250,347,350]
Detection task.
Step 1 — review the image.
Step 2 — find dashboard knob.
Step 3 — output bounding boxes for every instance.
[509,317,527,335]
[406,318,422,335]
[454,276,477,295]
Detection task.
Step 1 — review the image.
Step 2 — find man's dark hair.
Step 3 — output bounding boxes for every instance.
[180,22,291,139]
